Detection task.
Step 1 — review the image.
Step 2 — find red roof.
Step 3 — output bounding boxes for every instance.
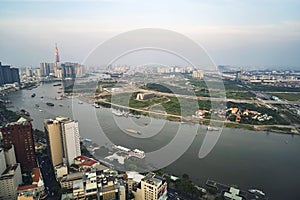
[17,184,38,191]
[32,168,42,183]
[74,155,98,167]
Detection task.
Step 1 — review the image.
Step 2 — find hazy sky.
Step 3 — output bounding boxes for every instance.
[0,0,300,69]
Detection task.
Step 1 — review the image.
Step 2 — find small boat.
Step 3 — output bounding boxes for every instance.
[112,110,123,117]
[248,189,265,196]
[39,109,43,112]
[125,129,141,135]
[40,96,44,99]
[31,93,36,98]
[207,126,219,131]
[78,101,83,104]
[46,102,54,107]
[95,104,100,108]
[59,104,63,107]
[53,83,62,87]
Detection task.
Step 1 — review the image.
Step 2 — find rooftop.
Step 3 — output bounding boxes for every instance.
[74,155,98,167]
[2,117,29,127]
[142,172,164,187]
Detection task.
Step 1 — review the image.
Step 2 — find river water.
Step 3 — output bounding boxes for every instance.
[6,83,300,199]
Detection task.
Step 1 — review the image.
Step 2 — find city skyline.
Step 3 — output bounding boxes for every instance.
[0,0,300,68]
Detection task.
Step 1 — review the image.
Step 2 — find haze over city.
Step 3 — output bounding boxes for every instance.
[1,0,300,68]
[1,1,300,200]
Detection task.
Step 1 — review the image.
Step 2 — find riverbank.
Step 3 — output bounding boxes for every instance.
[76,95,299,135]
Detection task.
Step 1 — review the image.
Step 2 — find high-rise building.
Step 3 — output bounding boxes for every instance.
[61,119,81,166]
[44,118,64,167]
[0,148,6,175]
[0,163,23,200]
[44,117,81,167]
[25,67,33,77]
[3,145,17,167]
[0,62,20,85]
[0,117,37,172]
[55,43,60,63]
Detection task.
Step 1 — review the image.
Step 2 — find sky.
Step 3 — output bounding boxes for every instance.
[0,0,300,69]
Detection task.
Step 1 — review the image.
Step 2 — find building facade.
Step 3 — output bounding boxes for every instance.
[0,117,37,172]
[44,117,81,167]
[0,164,22,200]
[0,62,20,86]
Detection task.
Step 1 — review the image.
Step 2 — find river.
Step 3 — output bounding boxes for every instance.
[6,82,300,200]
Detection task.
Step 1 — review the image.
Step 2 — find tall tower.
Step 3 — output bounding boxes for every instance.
[0,117,37,172]
[44,117,81,167]
[55,43,60,63]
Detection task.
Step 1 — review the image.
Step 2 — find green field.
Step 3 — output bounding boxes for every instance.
[269,93,300,101]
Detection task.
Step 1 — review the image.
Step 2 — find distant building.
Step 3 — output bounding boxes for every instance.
[192,70,204,79]
[0,117,37,172]
[0,164,23,200]
[0,62,20,86]
[44,116,81,167]
[136,93,154,101]
[25,67,33,77]
[235,70,242,82]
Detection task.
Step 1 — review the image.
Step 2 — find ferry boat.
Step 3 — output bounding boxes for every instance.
[112,110,124,117]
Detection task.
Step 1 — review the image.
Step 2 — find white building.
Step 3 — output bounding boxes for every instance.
[45,117,81,167]
[61,120,81,166]
[192,70,204,79]
[4,145,17,167]
[0,149,6,175]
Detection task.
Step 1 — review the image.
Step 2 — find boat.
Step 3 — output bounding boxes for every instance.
[46,102,54,107]
[53,83,62,87]
[248,189,265,196]
[92,103,100,108]
[31,93,36,98]
[207,126,219,131]
[59,104,63,107]
[40,96,44,99]
[55,96,62,100]
[112,110,124,117]
[125,129,141,135]
[78,101,83,104]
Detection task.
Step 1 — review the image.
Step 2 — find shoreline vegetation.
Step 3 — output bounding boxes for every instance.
[77,95,299,135]
[81,79,299,135]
